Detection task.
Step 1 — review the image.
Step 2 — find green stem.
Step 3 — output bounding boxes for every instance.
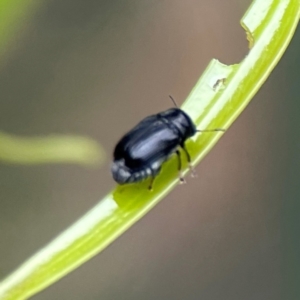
[0,132,105,166]
[0,0,299,299]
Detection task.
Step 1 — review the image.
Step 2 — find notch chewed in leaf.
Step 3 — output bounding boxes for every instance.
[0,1,299,299]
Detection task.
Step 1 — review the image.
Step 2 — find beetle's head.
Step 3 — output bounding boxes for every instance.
[161,108,197,139]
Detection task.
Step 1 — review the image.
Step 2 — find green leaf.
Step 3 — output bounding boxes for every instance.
[0,131,105,166]
[0,0,299,299]
[0,1,105,168]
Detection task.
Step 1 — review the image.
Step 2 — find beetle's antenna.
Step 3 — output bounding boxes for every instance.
[169,95,178,108]
[196,128,225,132]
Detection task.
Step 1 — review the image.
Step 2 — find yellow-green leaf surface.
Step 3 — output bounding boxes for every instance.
[0,0,105,167]
[0,132,105,166]
[0,0,299,299]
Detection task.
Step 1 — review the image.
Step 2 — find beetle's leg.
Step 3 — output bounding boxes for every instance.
[175,150,185,183]
[148,168,157,191]
[181,145,197,178]
[148,161,163,191]
[148,176,155,191]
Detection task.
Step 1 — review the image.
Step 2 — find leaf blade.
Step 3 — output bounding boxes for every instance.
[0,0,299,299]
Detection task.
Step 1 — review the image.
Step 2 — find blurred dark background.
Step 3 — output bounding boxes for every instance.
[0,0,299,299]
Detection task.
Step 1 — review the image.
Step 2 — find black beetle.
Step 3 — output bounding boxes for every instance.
[111,96,224,190]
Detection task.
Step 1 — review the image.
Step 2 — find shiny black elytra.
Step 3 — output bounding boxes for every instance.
[111,96,223,190]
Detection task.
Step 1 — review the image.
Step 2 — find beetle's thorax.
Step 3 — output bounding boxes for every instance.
[158,108,196,141]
